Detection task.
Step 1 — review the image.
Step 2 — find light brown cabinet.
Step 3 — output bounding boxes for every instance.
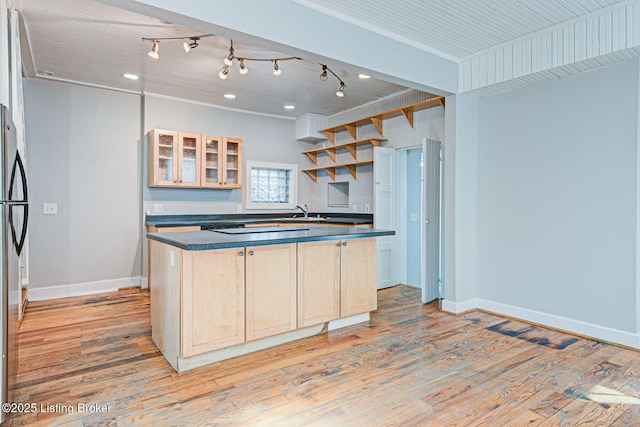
[201,136,242,188]
[297,240,341,327]
[148,129,202,187]
[148,129,242,189]
[340,237,377,317]
[245,244,297,340]
[297,237,377,326]
[182,248,245,357]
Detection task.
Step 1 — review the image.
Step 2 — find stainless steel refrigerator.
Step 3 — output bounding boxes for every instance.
[0,105,28,423]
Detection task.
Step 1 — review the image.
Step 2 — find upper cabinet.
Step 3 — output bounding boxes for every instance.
[148,129,242,189]
[201,136,242,189]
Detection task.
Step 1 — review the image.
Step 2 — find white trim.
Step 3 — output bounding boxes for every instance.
[441,298,478,314]
[27,277,142,301]
[476,299,640,350]
[144,92,295,121]
[328,312,370,331]
[140,277,149,290]
[244,160,298,210]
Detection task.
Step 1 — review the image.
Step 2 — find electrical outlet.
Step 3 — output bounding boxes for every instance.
[352,204,357,213]
[43,203,57,215]
[236,204,242,213]
[153,203,164,213]
[365,204,370,213]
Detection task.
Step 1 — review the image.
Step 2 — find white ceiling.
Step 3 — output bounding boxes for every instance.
[13,0,634,117]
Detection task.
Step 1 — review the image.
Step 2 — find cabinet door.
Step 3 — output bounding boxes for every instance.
[148,129,179,187]
[222,137,242,188]
[177,132,201,187]
[246,243,296,340]
[340,238,377,317]
[181,248,245,357]
[201,135,223,188]
[297,240,340,327]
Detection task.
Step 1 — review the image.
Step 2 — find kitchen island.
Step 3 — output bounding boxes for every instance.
[148,225,394,372]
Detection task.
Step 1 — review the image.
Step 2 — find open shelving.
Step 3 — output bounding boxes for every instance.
[302,137,387,165]
[320,96,445,143]
[302,160,373,183]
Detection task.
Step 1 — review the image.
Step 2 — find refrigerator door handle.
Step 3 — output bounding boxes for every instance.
[9,204,28,257]
[8,152,28,202]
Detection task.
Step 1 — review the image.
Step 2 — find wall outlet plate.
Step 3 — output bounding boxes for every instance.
[43,203,57,215]
[153,204,164,213]
[352,204,357,213]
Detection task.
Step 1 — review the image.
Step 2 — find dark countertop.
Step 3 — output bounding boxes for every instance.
[147,225,394,251]
[145,213,373,228]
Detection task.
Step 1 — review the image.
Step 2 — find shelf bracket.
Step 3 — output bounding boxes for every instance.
[303,151,319,165]
[345,124,357,140]
[401,107,414,128]
[326,148,337,162]
[370,116,383,135]
[346,145,357,160]
[303,169,319,183]
[323,130,336,144]
[438,97,445,110]
[326,166,336,181]
[345,164,357,180]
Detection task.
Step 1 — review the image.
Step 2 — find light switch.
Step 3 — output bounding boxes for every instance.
[410,213,418,221]
[43,203,57,215]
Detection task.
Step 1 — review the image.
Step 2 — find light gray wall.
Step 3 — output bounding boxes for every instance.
[477,60,639,332]
[24,79,142,288]
[143,95,302,213]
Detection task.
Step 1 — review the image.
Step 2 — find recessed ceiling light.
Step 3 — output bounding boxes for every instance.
[122,73,139,80]
[358,74,371,79]
[284,105,295,110]
[38,70,55,77]
[224,94,236,99]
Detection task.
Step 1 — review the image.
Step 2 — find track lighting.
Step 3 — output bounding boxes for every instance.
[142,34,213,60]
[319,64,346,97]
[183,37,199,53]
[273,60,281,76]
[147,40,159,59]
[219,66,229,80]
[239,59,248,75]
[224,40,235,66]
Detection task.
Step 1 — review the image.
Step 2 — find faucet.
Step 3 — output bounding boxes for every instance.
[296,204,309,218]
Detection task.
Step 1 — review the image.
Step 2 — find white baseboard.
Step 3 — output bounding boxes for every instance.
[476,299,640,350]
[328,312,370,331]
[28,276,142,301]
[441,298,478,314]
[140,277,149,289]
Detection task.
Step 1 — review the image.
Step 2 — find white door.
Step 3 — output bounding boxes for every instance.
[374,147,395,289]
[422,139,442,303]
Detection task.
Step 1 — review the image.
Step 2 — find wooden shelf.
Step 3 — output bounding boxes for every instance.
[320,96,445,143]
[302,137,387,165]
[302,160,373,182]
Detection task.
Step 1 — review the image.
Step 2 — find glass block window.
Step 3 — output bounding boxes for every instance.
[245,161,298,210]
[251,168,290,204]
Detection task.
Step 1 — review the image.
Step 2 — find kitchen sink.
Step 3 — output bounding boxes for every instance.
[278,216,328,222]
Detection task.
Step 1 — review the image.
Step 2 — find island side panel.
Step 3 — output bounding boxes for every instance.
[246,243,297,341]
[297,240,341,327]
[341,237,378,317]
[150,240,182,371]
[181,248,246,357]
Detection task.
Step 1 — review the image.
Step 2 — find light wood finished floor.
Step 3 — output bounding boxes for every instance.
[9,285,640,426]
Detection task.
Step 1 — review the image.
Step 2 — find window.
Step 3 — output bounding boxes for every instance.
[245,161,298,210]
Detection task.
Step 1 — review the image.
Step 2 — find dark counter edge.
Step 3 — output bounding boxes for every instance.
[147,228,395,251]
[146,213,373,227]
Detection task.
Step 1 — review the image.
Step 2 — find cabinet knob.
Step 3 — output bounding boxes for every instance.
[239,251,244,256]
[336,243,341,247]
[249,250,254,256]
[342,242,347,246]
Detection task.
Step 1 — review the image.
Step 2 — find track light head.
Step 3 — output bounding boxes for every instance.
[219,66,229,80]
[183,37,199,53]
[273,60,281,76]
[147,40,159,59]
[336,82,346,97]
[224,41,235,66]
[239,59,248,75]
[319,65,328,81]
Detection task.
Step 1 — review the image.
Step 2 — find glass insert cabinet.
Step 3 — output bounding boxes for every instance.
[148,129,242,189]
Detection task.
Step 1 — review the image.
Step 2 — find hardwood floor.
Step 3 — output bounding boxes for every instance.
[8,285,640,426]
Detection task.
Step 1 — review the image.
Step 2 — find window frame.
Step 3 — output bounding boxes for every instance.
[244,160,298,210]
